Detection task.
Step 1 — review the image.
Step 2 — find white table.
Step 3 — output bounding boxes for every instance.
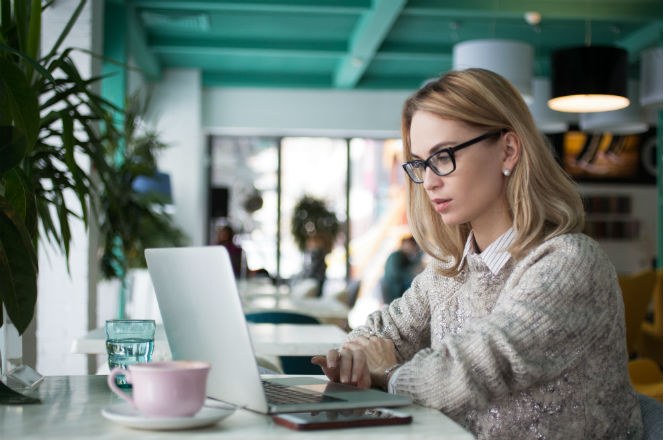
[0,375,474,439]
[237,279,350,325]
[71,323,348,358]
[245,297,350,327]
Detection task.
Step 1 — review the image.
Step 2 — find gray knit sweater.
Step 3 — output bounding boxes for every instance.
[350,233,643,439]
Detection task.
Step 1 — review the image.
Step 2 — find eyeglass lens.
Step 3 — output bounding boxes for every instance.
[406,151,453,182]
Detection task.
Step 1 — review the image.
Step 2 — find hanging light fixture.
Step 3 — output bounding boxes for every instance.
[453,39,534,103]
[639,47,662,108]
[528,78,570,133]
[580,81,649,134]
[548,45,629,113]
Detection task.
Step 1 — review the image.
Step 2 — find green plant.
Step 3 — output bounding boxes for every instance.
[0,0,118,334]
[290,195,340,254]
[96,96,187,280]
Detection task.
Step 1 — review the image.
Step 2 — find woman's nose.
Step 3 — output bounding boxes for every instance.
[423,167,442,191]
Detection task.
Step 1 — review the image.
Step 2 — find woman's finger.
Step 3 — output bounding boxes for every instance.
[350,349,366,385]
[356,366,372,389]
[311,355,339,382]
[338,348,354,384]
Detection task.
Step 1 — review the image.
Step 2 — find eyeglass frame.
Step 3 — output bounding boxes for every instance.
[401,130,504,184]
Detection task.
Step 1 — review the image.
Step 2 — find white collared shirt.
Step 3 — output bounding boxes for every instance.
[458,227,516,275]
[387,227,516,392]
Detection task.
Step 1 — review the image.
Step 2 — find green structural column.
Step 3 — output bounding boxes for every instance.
[102,0,128,318]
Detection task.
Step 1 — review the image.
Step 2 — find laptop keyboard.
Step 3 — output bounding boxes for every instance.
[262,380,343,404]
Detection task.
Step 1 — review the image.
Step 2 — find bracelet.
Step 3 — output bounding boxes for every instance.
[382,363,402,391]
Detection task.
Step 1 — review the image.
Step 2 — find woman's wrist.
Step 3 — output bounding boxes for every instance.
[379,363,402,391]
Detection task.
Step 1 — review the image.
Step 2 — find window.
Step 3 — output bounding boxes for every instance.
[208,135,407,305]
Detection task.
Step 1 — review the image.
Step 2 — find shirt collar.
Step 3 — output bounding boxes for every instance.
[458,227,516,275]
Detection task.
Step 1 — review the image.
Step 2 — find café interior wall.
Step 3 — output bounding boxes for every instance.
[145,69,206,247]
[202,87,412,137]
[579,184,659,274]
[35,0,103,375]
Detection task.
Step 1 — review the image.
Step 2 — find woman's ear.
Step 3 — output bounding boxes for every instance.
[502,131,521,170]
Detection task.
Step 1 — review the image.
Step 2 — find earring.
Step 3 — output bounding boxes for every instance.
[502,169,511,177]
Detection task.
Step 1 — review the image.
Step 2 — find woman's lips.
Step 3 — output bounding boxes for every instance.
[431,198,451,212]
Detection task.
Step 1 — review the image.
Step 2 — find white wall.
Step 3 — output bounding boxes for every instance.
[579,184,659,274]
[147,69,206,246]
[202,87,412,137]
[36,0,103,375]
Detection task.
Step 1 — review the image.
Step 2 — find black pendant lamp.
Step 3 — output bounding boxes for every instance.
[548,46,629,113]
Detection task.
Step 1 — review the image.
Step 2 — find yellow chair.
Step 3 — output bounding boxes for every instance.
[639,270,663,366]
[618,270,658,358]
[628,358,663,401]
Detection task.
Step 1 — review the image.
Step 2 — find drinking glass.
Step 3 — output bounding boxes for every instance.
[105,319,156,387]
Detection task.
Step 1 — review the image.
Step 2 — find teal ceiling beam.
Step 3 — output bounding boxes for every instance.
[334,0,406,88]
[128,6,161,81]
[202,71,332,88]
[150,37,346,58]
[617,22,663,63]
[403,0,661,22]
[129,0,370,14]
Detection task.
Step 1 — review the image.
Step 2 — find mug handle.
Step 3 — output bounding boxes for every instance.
[107,367,135,407]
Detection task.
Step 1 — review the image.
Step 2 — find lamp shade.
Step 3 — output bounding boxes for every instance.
[580,81,649,135]
[528,78,570,134]
[453,39,534,103]
[640,47,662,108]
[549,46,629,113]
[132,172,173,202]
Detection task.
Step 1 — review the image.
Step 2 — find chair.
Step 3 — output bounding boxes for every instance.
[639,270,663,366]
[628,358,663,401]
[245,311,322,375]
[637,393,663,440]
[618,270,658,357]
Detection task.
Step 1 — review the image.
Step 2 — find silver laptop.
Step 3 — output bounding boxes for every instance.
[144,246,411,414]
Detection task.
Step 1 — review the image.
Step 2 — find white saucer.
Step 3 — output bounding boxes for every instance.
[101,403,235,431]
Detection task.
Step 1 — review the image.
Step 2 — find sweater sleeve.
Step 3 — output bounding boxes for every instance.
[390,235,623,417]
[347,262,448,361]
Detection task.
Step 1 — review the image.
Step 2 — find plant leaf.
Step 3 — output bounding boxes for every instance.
[0,56,39,151]
[0,42,55,83]
[25,0,40,61]
[0,196,37,334]
[0,125,27,174]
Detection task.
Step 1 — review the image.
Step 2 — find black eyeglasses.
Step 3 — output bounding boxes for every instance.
[402,130,503,184]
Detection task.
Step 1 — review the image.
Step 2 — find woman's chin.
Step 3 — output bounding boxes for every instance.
[438,212,464,226]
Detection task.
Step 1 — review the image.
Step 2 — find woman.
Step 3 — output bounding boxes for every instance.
[312,68,642,439]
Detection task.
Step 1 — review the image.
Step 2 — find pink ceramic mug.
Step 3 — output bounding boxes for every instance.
[107,360,210,417]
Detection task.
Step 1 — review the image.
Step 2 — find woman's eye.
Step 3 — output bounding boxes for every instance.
[432,152,451,163]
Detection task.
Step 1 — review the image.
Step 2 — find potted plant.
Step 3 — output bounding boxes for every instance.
[96,95,187,295]
[290,195,340,297]
[0,0,122,343]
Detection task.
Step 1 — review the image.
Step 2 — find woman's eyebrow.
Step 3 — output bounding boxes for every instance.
[424,140,455,157]
[411,139,456,160]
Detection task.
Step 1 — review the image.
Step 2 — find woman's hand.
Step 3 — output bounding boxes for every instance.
[311,335,398,389]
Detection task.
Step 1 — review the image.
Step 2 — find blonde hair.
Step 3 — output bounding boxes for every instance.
[402,68,584,275]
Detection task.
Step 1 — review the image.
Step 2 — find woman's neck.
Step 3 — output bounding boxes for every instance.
[471,215,512,252]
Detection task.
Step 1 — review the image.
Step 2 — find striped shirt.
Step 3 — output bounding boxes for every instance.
[458,227,516,275]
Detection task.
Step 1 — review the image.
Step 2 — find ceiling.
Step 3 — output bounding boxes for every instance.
[124,0,663,90]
